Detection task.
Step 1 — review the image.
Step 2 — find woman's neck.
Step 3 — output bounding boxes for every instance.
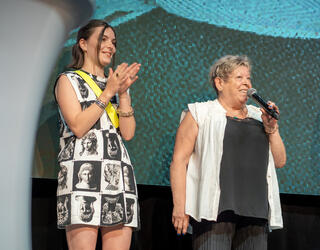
[218,97,247,118]
[81,61,105,78]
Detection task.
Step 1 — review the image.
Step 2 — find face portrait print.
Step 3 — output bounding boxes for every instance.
[58,136,75,162]
[103,163,121,191]
[57,164,68,191]
[74,162,100,191]
[107,134,120,159]
[120,140,130,162]
[79,132,98,157]
[101,194,125,226]
[126,198,135,224]
[57,195,71,226]
[103,132,121,160]
[75,195,97,223]
[122,164,136,194]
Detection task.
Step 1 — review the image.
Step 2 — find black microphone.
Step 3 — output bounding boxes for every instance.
[247,88,279,120]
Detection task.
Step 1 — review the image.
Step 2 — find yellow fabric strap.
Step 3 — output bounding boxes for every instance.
[74,70,119,128]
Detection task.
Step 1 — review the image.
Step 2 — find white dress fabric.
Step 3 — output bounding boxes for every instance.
[56,71,139,229]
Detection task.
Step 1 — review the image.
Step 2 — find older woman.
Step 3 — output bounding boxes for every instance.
[170,55,286,250]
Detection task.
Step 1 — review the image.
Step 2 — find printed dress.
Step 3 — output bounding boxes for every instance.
[56,70,139,229]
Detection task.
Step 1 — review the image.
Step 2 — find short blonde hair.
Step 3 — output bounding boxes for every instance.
[209,55,251,95]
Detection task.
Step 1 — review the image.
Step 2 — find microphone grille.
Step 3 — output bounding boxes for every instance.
[247,88,257,97]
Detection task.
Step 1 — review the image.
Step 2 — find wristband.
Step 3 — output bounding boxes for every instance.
[117,107,134,117]
[95,99,106,110]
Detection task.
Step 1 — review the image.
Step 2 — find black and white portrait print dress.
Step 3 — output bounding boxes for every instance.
[56,71,139,230]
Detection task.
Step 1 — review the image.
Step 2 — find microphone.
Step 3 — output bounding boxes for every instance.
[247,88,279,120]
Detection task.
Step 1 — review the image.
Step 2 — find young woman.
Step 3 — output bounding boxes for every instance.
[55,19,140,250]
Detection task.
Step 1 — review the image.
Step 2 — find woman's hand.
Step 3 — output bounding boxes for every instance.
[103,63,129,98]
[118,62,141,97]
[101,62,140,101]
[261,101,279,134]
[172,206,189,235]
[261,101,286,167]
[170,112,198,236]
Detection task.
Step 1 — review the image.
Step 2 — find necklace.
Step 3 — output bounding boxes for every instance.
[218,99,248,119]
[228,107,247,119]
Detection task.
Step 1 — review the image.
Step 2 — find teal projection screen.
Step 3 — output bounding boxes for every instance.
[34,0,320,195]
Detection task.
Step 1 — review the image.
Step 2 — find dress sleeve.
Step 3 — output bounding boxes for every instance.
[187,102,209,127]
[187,103,198,123]
[178,103,198,125]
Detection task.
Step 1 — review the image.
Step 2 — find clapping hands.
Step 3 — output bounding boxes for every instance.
[106,62,141,97]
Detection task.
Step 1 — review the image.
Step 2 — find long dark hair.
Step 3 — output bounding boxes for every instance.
[68,19,117,69]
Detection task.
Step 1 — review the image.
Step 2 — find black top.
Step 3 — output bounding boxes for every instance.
[218,116,269,219]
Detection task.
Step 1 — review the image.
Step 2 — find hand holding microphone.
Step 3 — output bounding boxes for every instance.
[247,88,280,120]
[247,88,280,134]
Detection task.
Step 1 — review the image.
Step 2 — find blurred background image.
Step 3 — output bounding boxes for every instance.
[34,0,320,195]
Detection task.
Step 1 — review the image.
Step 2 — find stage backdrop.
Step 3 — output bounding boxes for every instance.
[33,0,320,195]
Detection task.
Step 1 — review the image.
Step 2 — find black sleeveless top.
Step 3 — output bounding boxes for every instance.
[218,116,269,219]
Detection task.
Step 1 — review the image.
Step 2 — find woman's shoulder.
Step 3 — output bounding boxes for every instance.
[55,70,77,82]
[188,99,222,113]
[186,99,222,124]
[188,99,214,108]
[64,69,77,75]
[60,70,79,78]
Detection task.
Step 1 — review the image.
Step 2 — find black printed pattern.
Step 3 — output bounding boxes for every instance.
[58,136,75,163]
[101,194,125,226]
[56,71,138,229]
[57,194,71,227]
[103,131,122,161]
[80,101,101,130]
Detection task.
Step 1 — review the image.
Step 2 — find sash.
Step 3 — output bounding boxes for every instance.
[74,70,119,128]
